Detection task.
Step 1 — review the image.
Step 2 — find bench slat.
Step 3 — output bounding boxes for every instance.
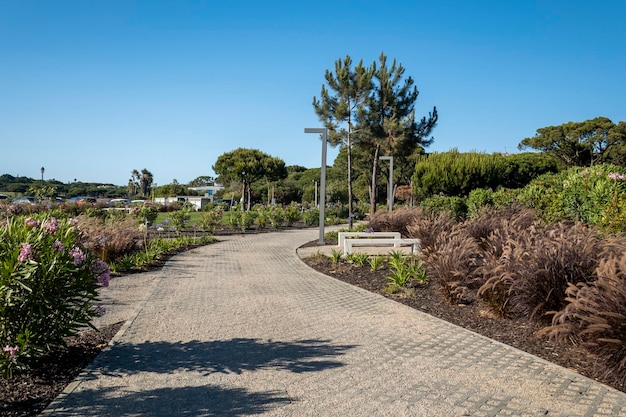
[343,237,421,255]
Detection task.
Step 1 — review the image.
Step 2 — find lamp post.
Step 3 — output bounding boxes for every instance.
[40,166,45,182]
[305,127,328,245]
[379,155,394,212]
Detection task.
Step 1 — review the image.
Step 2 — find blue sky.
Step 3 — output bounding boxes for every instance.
[1,0,624,186]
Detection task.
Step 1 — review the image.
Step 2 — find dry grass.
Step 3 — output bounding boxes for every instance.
[76,215,143,262]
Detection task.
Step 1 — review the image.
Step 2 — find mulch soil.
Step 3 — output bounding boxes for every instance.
[2,232,624,417]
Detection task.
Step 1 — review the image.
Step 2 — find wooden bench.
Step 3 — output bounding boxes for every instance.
[337,231,401,248]
[343,237,421,255]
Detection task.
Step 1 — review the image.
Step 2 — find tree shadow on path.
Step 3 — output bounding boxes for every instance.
[50,385,293,416]
[91,338,356,376]
[49,338,356,416]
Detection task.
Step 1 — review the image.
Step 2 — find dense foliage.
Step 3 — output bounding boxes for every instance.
[519,117,626,167]
[412,150,562,199]
[0,214,110,376]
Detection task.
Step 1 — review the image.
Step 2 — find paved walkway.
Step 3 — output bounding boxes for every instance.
[43,228,626,416]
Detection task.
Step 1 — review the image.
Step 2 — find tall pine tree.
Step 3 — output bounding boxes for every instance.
[312,55,374,219]
[361,53,438,214]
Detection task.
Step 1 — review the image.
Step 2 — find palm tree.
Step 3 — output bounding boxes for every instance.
[140,169,153,198]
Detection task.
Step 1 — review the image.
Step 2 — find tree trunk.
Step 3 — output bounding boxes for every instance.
[347,133,353,220]
[369,145,380,215]
[240,183,246,210]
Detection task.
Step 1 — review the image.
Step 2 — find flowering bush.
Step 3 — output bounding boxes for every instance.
[517,164,626,230]
[0,214,109,377]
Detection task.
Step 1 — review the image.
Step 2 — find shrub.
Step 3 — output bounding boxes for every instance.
[478,222,601,320]
[284,203,301,226]
[466,188,494,219]
[135,203,159,225]
[419,195,467,220]
[75,215,142,262]
[200,206,224,233]
[367,207,425,236]
[256,207,269,229]
[422,226,481,304]
[241,210,257,232]
[171,206,192,232]
[540,253,626,383]
[302,208,319,226]
[405,209,456,252]
[268,207,285,228]
[0,215,109,376]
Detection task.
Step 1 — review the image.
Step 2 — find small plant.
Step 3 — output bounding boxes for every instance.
[241,210,256,232]
[385,255,427,293]
[302,208,319,226]
[346,252,369,267]
[171,206,192,232]
[225,209,241,229]
[368,255,385,271]
[330,249,342,263]
[200,206,224,233]
[284,203,301,226]
[268,208,285,228]
[256,207,269,229]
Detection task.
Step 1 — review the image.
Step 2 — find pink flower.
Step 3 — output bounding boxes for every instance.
[92,260,110,287]
[68,218,79,226]
[52,240,65,252]
[3,345,19,362]
[608,172,626,181]
[24,217,40,228]
[18,243,33,262]
[42,217,60,234]
[70,247,86,265]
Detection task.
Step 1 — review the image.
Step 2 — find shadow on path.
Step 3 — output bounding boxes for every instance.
[92,338,356,377]
[51,385,292,416]
[49,339,355,415]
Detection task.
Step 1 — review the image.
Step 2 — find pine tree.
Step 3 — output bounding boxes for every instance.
[312,55,374,219]
[362,53,438,214]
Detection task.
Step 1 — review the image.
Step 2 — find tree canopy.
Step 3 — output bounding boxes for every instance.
[213,148,287,210]
[518,117,626,168]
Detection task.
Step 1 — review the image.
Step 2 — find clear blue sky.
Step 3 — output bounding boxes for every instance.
[2,0,624,186]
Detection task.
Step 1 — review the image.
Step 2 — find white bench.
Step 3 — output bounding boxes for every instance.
[337,231,401,248]
[343,238,421,255]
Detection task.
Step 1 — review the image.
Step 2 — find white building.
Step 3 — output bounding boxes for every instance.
[188,184,224,202]
[154,196,212,211]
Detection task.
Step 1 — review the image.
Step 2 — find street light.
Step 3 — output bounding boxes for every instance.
[379,155,394,212]
[305,127,328,245]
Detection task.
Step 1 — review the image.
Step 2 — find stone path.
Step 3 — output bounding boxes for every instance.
[43,229,626,416]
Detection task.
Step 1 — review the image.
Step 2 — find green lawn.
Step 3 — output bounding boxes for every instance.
[154,211,206,226]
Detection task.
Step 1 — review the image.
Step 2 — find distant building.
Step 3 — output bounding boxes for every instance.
[154,196,211,211]
[188,184,224,202]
